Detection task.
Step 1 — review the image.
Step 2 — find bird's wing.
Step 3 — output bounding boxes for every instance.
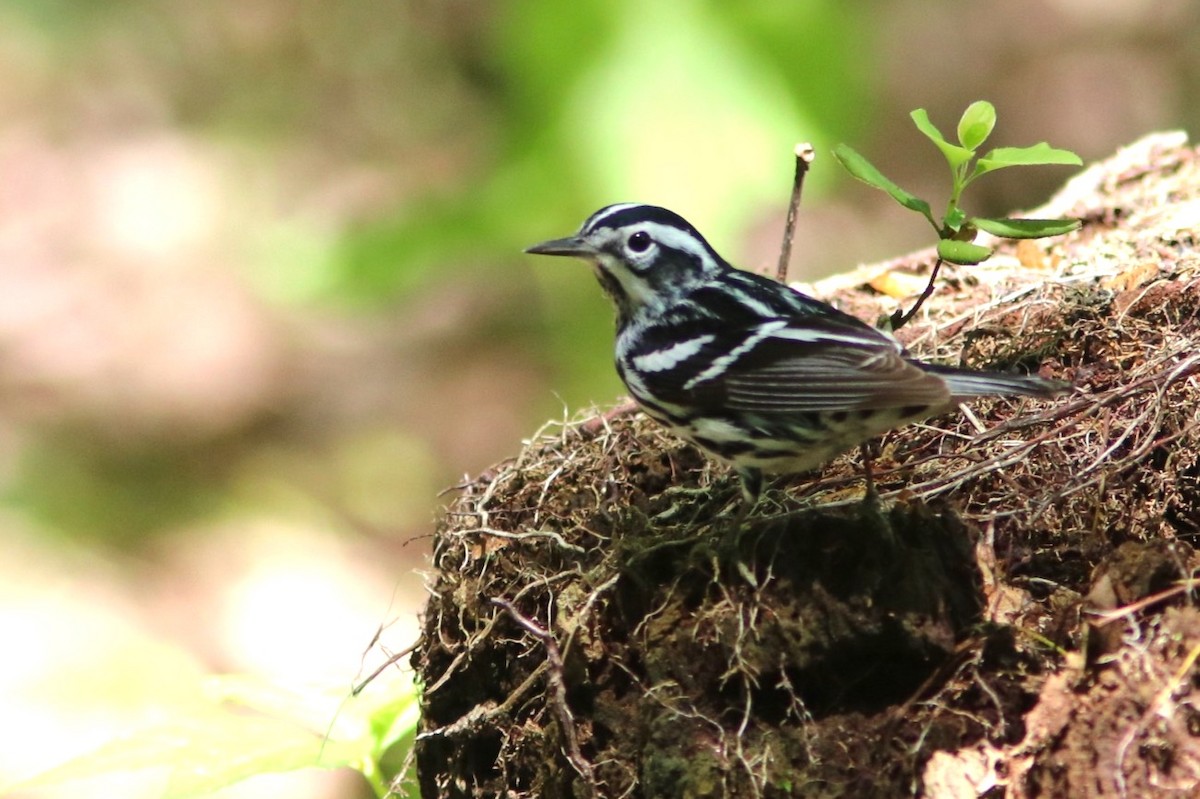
[631,316,952,415]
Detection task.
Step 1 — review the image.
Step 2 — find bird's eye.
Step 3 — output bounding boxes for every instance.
[627,231,652,253]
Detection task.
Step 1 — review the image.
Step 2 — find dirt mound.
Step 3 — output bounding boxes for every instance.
[413,132,1200,798]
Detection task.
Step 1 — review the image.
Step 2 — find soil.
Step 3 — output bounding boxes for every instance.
[411,132,1200,798]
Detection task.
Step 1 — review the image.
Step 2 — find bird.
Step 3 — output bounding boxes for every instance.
[526,203,1067,507]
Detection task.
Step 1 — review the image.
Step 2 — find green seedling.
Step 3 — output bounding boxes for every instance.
[833,100,1082,330]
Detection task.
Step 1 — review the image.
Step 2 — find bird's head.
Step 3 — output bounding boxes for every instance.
[526,203,727,321]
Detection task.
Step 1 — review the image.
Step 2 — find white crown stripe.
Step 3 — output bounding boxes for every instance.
[582,202,643,232]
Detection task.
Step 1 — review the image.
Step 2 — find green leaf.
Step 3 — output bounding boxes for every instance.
[832,143,934,222]
[910,108,973,171]
[11,712,357,799]
[9,675,422,799]
[973,143,1082,177]
[937,239,993,265]
[944,206,968,233]
[972,217,1081,239]
[957,101,996,150]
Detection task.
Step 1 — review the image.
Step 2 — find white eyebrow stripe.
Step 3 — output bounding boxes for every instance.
[633,221,712,260]
[684,320,788,389]
[631,335,716,373]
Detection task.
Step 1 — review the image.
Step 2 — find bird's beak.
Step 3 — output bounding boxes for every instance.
[524,236,594,257]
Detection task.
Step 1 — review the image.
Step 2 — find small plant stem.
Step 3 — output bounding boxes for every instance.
[776,143,815,283]
[890,257,944,331]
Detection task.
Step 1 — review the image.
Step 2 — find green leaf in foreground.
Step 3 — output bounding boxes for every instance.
[832,143,934,223]
[971,217,1081,239]
[973,143,1083,177]
[937,239,993,265]
[956,100,996,150]
[6,675,421,799]
[9,713,352,799]
[910,108,973,170]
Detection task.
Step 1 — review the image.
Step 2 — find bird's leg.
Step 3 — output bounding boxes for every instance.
[708,467,762,583]
[858,442,897,553]
[859,442,880,509]
[734,463,763,506]
[715,466,761,539]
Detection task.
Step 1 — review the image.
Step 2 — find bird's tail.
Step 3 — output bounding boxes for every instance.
[921,362,1070,399]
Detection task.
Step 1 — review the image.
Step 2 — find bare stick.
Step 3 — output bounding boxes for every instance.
[352,638,419,696]
[776,142,815,283]
[889,257,944,331]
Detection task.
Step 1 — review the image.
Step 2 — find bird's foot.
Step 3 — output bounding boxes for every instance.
[651,482,739,525]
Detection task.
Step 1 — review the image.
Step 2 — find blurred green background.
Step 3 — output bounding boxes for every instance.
[1,1,1196,796]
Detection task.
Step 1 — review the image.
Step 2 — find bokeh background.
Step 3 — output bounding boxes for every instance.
[1,1,1196,796]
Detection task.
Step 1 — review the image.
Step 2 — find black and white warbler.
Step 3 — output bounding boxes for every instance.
[527,203,1067,505]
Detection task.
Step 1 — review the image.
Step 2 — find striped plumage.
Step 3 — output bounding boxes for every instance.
[527,203,1067,504]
